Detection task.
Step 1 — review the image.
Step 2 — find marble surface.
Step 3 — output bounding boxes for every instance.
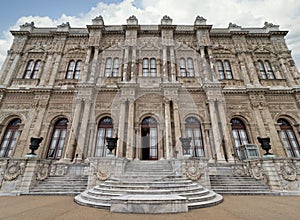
[110,194,188,213]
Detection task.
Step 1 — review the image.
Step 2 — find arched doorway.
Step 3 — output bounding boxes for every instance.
[47,118,68,159]
[230,118,250,159]
[141,117,158,160]
[95,116,114,157]
[185,117,204,157]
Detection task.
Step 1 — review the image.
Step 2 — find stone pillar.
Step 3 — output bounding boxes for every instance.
[64,99,83,161]
[162,45,168,81]
[216,100,234,162]
[207,99,225,162]
[76,99,93,160]
[173,101,182,158]
[19,159,38,194]
[279,57,294,86]
[169,46,176,81]
[88,47,99,83]
[122,47,129,81]
[81,48,92,83]
[126,99,135,159]
[116,100,126,157]
[164,99,173,159]
[3,53,21,86]
[39,53,53,86]
[48,53,62,86]
[0,52,13,84]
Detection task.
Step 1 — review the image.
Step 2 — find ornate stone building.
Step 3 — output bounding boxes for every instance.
[0,16,300,207]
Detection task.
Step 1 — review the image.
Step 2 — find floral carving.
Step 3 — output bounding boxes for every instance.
[185,160,203,181]
[232,164,250,177]
[4,161,25,181]
[279,163,297,182]
[36,163,50,181]
[97,164,111,181]
[249,161,264,180]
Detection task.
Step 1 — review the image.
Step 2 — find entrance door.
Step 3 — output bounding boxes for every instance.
[141,117,158,160]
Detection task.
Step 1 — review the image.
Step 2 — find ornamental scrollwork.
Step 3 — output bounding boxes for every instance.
[185,160,204,181]
[232,163,250,177]
[278,163,297,182]
[96,164,111,181]
[249,161,264,180]
[4,161,26,181]
[36,163,50,181]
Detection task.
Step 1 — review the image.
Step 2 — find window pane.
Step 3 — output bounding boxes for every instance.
[180,58,186,76]
[217,60,225,79]
[224,60,233,79]
[105,58,112,77]
[74,60,82,79]
[264,61,275,79]
[143,58,149,76]
[187,58,194,77]
[150,58,157,77]
[32,60,41,79]
[66,61,75,79]
[24,60,34,79]
[112,58,119,77]
[258,61,267,79]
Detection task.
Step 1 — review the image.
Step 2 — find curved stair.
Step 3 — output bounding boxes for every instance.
[75,160,223,213]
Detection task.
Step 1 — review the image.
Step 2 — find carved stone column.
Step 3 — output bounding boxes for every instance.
[164,98,173,159]
[126,99,135,159]
[116,100,126,157]
[64,99,83,161]
[172,101,182,158]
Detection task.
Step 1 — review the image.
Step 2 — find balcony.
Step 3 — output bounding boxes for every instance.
[236,144,260,161]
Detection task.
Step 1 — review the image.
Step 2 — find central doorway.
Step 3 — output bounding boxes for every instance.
[141,117,158,160]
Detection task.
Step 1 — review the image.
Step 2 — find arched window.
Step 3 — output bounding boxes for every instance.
[142,58,149,76]
[185,117,204,157]
[141,117,158,160]
[150,58,157,77]
[0,119,21,158]
[112,58,119,77]
[95,117,113,157]
[179,58,195,77]
[187,58,195,77]
[231,118,250,158]
[47,119,68,159]
[217,60,225,79]
[217,60,233,80]
[105,57,119,77]
[105,58,112,77]
[24,60,41,79]
[224,60,233,79]
[258,60,275,79]
[179,58,186,76]
[142,58,157,77]
[278,119,300,157]
[66,60,82,79]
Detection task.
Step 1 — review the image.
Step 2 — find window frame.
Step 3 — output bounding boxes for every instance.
[23,60,41,79]
[185,117,205,157]
[66,60,82,79]
[257,60,275,79]
[278,119,300,158]
[47,119,68,160]
[0,119,21,158]
[104,57,119,77]
[217,60,233,80]
[95,117,114,157]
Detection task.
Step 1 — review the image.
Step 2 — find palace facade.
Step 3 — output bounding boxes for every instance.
[0,15,300,163]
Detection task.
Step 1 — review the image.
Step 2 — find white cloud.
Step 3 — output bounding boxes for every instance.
[1,0,300,69]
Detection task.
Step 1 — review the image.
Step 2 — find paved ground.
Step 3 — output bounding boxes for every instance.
[0,195,299,220]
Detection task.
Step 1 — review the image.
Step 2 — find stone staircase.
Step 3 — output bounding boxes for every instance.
[28,175,88,195]
[209,164,273,195]
[75,160,223,213]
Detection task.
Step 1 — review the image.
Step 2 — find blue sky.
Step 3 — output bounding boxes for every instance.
[0,0,300,69]
[0,0,122,37]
